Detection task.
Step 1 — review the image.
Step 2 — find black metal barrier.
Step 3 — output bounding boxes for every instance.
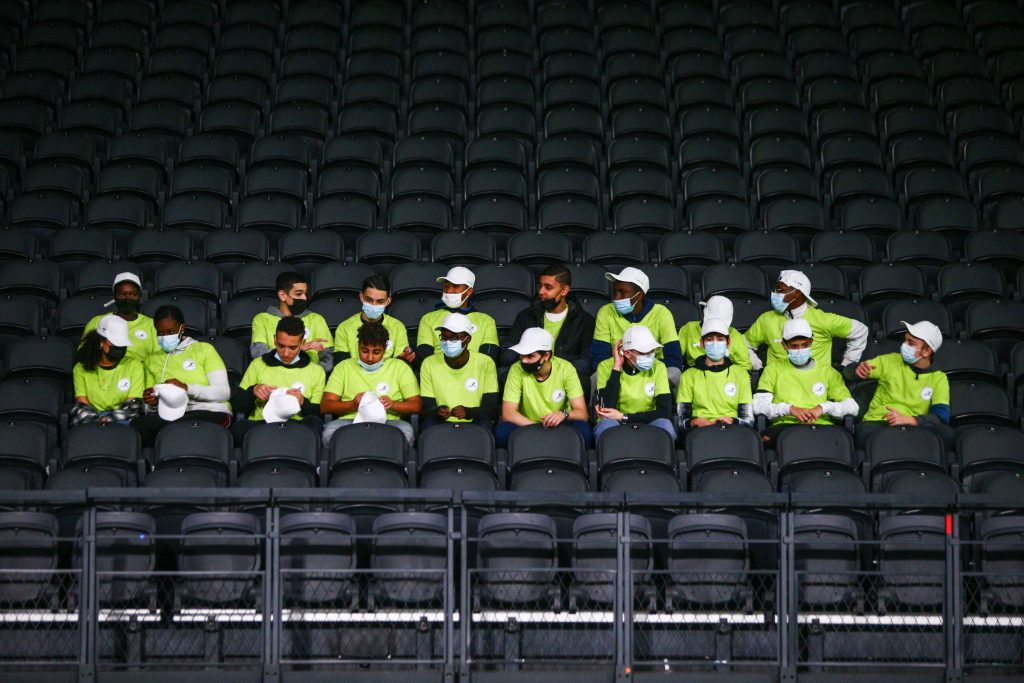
[0,488,1020,683]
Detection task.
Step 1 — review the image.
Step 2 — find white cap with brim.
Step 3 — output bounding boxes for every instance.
[604,266,650,294]
[263,388,301,423]
[778,269,817,308]
[700,317,730,338]
[902,320,943,352]
[508,327,553,355]
[700,295,734,327]
[436,266,475,288]
[104,271,142,307]
[621,325,662,353]
[96,314,131,347]
[153,383,188,421]
[434,312,477,335]
[782,318,814,341]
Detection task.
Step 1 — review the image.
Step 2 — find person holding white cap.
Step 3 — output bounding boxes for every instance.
[753,318,858,442]
[845,320,953,449]
[496,327,591,448]
[678,295,757,371]
[419,312,499,430]
[746,269,868,369]
[676,318,754,432]
[593,325,676,442]
[592,266,684,388]
[131,304,232,446]
[71,314,146,426]
[81,271,157,363]
[415,266,499,364]
[333,274,415,365]
[250,271,335,375]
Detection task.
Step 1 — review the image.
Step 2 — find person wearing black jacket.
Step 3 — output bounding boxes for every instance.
[501,264,596,387]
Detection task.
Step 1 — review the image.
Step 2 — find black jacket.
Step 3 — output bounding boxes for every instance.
[500,297,596,369]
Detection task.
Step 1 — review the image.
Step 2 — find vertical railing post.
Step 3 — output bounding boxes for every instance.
[78,506,96,683]
[617,509,633,682]
[779,509,797,681]
[262,505,280,683]
[459,504,471,682]
[444,504,456,682]
[946,511,963,682]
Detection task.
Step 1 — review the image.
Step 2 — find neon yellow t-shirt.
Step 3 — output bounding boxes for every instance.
[419,352,499,422]
[239,355,326,421]
[333,312,409,360]
[678,320,753,370]
[416,308,499,356]
[542,313,566,352]
[756,359,852,426]
[746,307,854,368]
[323,357,420,421]
[144,340,230,412]
[677,363,752,420]
[251,311,333,364]
[73,359,145,411]
[595,357,670,416]
[503,356,584,422]
[593,302,677,361]
[83,314,158,363]
[861,353,950,422]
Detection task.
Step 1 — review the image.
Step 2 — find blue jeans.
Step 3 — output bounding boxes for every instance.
[594,417,677,443]
[494,420,593,449]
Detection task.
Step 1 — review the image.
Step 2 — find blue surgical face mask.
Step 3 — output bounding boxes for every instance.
[632,352,655,371]
[787,347,812,367]
[704,340,728,361]
[274,352,300,366]
[770,291,789,313]
[362,302,386,320]
[358,358,383,373]
[613,294,637,315]
[900,342,920,365]
[440,339,464,358]
[157,333,181,353]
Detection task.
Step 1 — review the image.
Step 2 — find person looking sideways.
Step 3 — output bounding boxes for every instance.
[415,266,499,363]
[496,327,591,448]
[236,316,326,440]
[753,318,858,443]
[676,317,754,432]
[71,314,145,426]
[678,295,756,370]
[745,269,868,369]
[845,320,953,449]
[333,274,414,364]
[593,325,676,442]
[81,271,157,363]
[131,305,232,446]
[502,263,595,383]
[419,313,499,430]
[249,271,334,375]
[320,322,421,447]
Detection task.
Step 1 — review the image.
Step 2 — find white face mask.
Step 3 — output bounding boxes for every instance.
[441,291,465,309]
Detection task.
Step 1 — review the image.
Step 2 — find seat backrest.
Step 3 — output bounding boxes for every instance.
[179,512,261,572]
[865,426,946,478]
[573,512,652,573]
[596,422,675,472]
[685,425,765,475]
[328,422,408,471]
[667,512,748,574]
[776,424,856,475]
[280,512,356,572]
[63,423,140,470]
[418,422,495,470]
[153,420,232,472]
[507,423,586,473]
[77,511,155,574]
[477,512,558,570]
[240,421,320,472]
[950,381,1016,427]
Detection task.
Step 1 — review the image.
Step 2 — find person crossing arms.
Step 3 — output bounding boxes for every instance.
[250,271,335,375]
[419,313,499,430]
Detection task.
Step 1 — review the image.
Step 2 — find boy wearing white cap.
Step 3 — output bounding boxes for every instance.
[845,320,953,449]
[496,327,591,448]
[753,318,858,442]
[678,295,757,370]
[746,269,868,369]
[593,325,675,442]
[415,266,499,363]
[676,318,754,431]
[419,312,500,430]
[71,314,146,426]
[81,271,158,363]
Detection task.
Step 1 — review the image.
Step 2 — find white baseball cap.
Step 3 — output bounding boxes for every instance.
[437,266,475,288]
[508,327,553,355]
[700,317,730,337]
[113,271,142,290]
[902,320,943,352]
[434,312,477,335]
[778,269,817,307]
[621,325,662,353]
[700,295,734,327]
[96,314,131,347]
[263,388,300,423]
[153,383,188,421]
[604,266,650,294]
[782,318,814,341]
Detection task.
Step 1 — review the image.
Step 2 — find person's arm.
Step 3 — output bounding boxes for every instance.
[752,391,792,420]
[841,318,870,366]
[625,392,672,424]
[464,392,499,421]
[590,308,612,372]
[820,397,859,419]
[479,343,499,361]
[572,309,596,369]
[385,395,421,416]
[501,400,535,426]
[746,345,763,371]
[320,392,361,416]
[421,396,441,420]
[917,404,950,426]
[567,394,588,422]
[597,368,622,409]
[318,347,335,375]
[249,317,271,359]
[188,368,231,402]
[661,339,684,370]
[676,401,693,431]
[736,403,754,428]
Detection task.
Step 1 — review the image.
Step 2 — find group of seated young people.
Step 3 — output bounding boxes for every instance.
[71,265,952,453]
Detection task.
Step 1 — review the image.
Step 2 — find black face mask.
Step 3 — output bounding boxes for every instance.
[540,296,561,312]
[115,299,141,314]
[521,355,547,375]
[288,298,308,315]
[106,345,128,363]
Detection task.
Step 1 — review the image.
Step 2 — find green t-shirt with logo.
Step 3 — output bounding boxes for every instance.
[239,354,326,421]
[416,308,499,356]
[594,302,677,361]
[542,314,566,351]
[83,314,158,363]
[596,357,670,416]
[419,352,499,422]
[746,307,854,367]
[333,313,409,360]
[677,363,753,420]
[503,356,584,422]
[251,310,333,364]
[756,359,852,426]
[323,357,420,421]
[73,359,145,411]
[862,353,950,422]
[144,340,230,411]
[678,320,753,370]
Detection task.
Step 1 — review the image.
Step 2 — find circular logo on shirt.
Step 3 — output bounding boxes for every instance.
[812,382,826,396]
[182,359,197,372]
[303,326,311,340]
[644,381,656,397]
[117,378,131,392]
[386,338,393,350]
[291,382,306,394]
[134,329,147,340]
[921,386,934,400]
[551,389,565,402]
[465,377,479,392]
[376,382,391,395]
[724,382,738,397]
